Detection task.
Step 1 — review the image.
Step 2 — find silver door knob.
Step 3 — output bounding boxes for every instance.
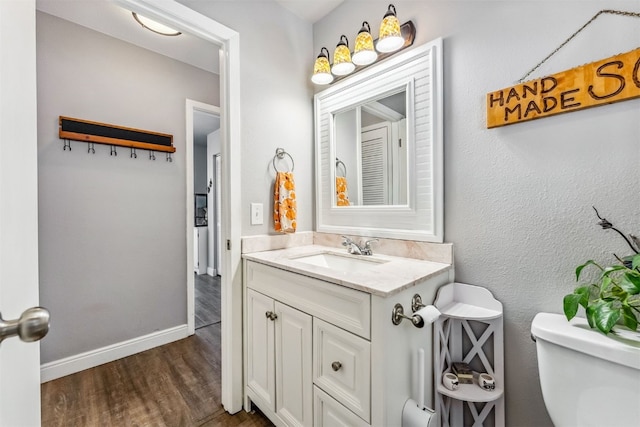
[0,307,50,344]
[331,361,342,371]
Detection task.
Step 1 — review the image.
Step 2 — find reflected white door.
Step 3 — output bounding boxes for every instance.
[0,0,42,425]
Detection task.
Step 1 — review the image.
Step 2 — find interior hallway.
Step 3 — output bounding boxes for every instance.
[41,275,272,426]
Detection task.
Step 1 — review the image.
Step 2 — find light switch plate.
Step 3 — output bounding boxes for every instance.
[250,203,263,225]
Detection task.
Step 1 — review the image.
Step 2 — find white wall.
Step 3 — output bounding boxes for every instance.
[177,0,315,235]
[315,1,640,426]
[37,12,219,363]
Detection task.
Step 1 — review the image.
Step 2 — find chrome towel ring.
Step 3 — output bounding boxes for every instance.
[336,158,347,177]
[273,147,294,173]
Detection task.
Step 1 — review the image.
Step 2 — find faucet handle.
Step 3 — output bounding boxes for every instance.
[341,235,353,246]
[364,238,378,249]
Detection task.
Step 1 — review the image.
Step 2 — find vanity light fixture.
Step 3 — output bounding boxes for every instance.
[310,4,415,85]
[376,4,404,53]
[331,35,356,76]
[311,47,334,85]
[132,12,182,36]
[352,22,378,66]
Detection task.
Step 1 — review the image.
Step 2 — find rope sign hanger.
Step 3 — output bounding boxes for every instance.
[519,9,640,83]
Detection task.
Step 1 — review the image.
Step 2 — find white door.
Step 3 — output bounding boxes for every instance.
[360,124,391,205]
[0,0,43,425]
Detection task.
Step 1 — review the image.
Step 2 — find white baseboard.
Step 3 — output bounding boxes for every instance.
[207,267,216,276]
[40,324,190,383]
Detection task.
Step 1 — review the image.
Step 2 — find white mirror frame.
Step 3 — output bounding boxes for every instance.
[314,38,444,242]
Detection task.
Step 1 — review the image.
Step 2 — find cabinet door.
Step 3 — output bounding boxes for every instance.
[314,386,369,427]
[247,289,275,411]
[275,302,313,427]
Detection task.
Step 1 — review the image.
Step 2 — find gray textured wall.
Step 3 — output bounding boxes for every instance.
[37,11,219,363]
[314,1,640,426]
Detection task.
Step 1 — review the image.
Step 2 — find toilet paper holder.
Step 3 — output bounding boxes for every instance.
[391,303,426,328]
[392,294,441,328]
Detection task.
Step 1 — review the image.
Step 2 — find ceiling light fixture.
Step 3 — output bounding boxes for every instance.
[352,22,378,66]
[376,4,404,53]
[132,12,182,36]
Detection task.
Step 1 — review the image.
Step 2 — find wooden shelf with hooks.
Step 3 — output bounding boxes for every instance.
[58,116,175,153]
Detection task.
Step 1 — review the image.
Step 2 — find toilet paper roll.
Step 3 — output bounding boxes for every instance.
[402,399,437,427]
[414,305,441,324]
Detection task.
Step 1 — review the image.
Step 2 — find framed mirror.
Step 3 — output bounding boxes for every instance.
[314,39,443,242]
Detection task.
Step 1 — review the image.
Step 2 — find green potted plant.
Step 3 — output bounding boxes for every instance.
[563,208,640,334]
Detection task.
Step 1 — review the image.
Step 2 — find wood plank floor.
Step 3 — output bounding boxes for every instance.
[195,274,221,329]
[41,275,273,427]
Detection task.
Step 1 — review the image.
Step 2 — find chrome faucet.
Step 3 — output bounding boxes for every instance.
[341,236,378,256]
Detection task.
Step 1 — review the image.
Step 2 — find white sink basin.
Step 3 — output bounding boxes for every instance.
[290,252,387,272]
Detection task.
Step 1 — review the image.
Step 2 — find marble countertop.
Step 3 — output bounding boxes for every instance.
[242,245,452,297]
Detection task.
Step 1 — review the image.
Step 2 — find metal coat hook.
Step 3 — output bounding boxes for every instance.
[149,150,156,161]
[166,152,172,162]
[130,147,137,159]
[63,139,71,151]
[110,146,117,156]
[87,142,95,154]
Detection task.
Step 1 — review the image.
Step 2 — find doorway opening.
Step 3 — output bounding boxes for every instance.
[187,102,222,332]
[35,0,244,413]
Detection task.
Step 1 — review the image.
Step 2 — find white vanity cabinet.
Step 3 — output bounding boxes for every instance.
[243,255,453,427]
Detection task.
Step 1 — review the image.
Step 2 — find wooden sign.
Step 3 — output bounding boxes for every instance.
[487,47,640,128]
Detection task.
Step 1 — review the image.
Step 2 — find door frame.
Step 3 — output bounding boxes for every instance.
[115,0,243,413]
[186,100,220,335]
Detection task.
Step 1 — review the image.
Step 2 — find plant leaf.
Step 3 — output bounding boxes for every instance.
[609,282,629,299]
[591,301,621,334]
[585,302,598,329]
[603,265,627,275]
[600,276,613,294]
[576,260,601,281]
[563,294,582,320]
[623,272,640,294]
[622,305,638,331]
[576,286,591,308]
[632,254,640,270]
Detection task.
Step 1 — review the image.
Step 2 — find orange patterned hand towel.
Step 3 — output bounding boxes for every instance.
[274,172,297,233]
[336,176,350,206]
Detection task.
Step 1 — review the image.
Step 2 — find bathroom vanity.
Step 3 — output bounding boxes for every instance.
[242,35,449,426]
[242,243,453,426]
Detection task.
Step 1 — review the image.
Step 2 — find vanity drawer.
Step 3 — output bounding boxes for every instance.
[245,260,371,339]
[314,386,369,427]
[313,318,370,423]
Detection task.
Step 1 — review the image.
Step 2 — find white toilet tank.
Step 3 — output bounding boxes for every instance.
[531,312,640,427]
